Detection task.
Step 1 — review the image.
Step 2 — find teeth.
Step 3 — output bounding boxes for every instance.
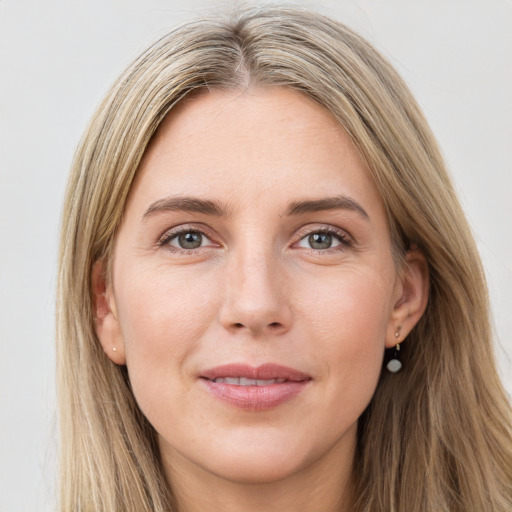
[212,377,286,386]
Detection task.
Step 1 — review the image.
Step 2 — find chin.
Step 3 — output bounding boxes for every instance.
[161,422,355,487]
[205,450,310,485]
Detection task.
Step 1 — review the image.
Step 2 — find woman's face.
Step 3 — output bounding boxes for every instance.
[97,87,419,487]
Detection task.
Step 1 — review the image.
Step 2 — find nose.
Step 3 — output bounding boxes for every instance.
[219,249,292,337]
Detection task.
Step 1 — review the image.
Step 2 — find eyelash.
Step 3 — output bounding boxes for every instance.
[156,224,353,254]
[293,225,352,252]
[157,224,218,254]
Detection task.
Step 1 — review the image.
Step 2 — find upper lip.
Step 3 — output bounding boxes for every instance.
[200,363,311,382]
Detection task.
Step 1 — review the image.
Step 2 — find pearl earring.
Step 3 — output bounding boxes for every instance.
[386,328,402,373]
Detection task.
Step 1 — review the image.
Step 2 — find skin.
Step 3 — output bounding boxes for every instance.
[94,87,429,512]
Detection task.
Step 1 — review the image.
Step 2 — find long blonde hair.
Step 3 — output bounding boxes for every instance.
[57,5,512,511]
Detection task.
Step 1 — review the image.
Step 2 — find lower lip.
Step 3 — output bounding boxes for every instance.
[200,379,309,411]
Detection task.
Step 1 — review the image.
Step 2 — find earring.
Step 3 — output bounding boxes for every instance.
[112,347,117,352]
[386,327,402,373]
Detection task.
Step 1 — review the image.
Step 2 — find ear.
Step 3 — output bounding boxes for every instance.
[386,248,429,348]
[92,260,126,365]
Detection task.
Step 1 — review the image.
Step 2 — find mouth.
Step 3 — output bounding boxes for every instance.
[200,362,311,382]
[199,363,311,411]
[208,377,287,385]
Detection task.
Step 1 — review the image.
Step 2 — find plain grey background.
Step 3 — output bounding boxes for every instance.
[1,1,510,510]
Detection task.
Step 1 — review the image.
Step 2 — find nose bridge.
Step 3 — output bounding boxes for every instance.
[220,237,291,335]
[235,248,275,302]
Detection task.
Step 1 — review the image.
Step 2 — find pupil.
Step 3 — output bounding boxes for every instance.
[309,233,332,249]
[179,232,202,249]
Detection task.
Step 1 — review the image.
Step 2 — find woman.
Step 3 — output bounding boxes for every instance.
[57,5,512,511]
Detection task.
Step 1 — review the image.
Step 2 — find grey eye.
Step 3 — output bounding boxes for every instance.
[173,231,204,249]
[308,233,333,249]
[295,231,345,250]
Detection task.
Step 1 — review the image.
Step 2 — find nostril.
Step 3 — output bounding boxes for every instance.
[232,321,281,330]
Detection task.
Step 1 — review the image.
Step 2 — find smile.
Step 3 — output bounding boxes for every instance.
[200,363,311,411]
[210,377,287,385]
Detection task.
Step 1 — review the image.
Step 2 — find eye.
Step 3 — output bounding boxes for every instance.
[171,231,205,249]
[295,229,349,250]
[159,228,217,251]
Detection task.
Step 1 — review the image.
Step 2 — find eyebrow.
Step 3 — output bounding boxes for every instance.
[142,196,228,220]
[141,194,370,221]
[283,196,370,220]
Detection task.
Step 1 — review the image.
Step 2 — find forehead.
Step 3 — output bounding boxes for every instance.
[127,86,385,221]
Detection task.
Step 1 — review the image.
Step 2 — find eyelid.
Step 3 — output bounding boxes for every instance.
[155,222,353,253]
[291,224,353,250]
[157,223,221,249]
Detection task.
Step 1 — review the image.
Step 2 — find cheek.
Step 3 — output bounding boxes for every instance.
[117,265,218,339]
[299,264,393,342]
[113,267,219,401]
[298,267,392,398]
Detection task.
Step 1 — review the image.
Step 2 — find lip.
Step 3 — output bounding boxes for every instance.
[199,363,311,411]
